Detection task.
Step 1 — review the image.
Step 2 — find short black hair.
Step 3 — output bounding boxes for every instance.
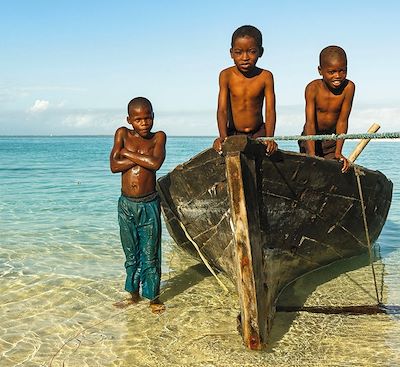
[231,25,263,49]
[319,46,347,67]
[127,97,153,115]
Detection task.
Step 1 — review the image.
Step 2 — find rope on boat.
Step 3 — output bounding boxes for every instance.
[176,219,229,293]
[354,166,382,305]
[258,131,400,141]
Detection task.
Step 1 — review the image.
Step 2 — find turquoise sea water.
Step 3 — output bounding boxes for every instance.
[0,136,399,366]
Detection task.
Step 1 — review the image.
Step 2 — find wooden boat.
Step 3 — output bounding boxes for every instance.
[156,135,392,349]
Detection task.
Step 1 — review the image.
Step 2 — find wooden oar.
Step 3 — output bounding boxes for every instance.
[348,123,380,163]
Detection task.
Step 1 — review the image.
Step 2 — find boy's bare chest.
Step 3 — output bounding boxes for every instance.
[315,90,345,112]
[124,134,155,155]
[229,75,265,97]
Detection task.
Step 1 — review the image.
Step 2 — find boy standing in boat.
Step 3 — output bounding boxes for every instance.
[299,45,355,173]
[213,25,277,155]
[110,97,166,314]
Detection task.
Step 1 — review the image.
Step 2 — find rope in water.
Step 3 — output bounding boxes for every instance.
[258,131,400,141]
[354,166,382,305]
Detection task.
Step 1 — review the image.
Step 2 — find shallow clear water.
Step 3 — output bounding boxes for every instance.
[0,136,399,366]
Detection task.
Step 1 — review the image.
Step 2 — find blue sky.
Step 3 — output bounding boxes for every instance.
[1,0,399,135]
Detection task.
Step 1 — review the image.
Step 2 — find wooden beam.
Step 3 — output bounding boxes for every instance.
[224,141,268,349]
[348,123,380,163]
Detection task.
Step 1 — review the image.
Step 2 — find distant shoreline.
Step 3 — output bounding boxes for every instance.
[0,135,397,143]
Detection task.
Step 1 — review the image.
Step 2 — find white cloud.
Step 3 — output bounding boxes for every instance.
[63,114,95,127]
[29,99,50,113]
[61,110,123,132]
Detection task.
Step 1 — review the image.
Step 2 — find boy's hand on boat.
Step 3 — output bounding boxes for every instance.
[263,139,278,156]
[335,154,350,173]
[213,137,225,154]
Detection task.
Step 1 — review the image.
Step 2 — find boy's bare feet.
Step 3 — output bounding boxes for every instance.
[113,292,140,309]
[150,298,166,314]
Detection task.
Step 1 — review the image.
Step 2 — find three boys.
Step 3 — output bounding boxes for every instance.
[110,27,355,312]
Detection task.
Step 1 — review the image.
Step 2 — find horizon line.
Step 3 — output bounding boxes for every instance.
[0,134,217,138]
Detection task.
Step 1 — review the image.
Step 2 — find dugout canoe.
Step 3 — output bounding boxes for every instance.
[156,135,392,349]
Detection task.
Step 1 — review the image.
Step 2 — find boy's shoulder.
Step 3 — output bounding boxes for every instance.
[147,130,167,145]
[259,68,273,79]
[344,79,355,90]
[115,126,130,136]
[220,66,237,77]
[306,79,323,90]
[220,66,273,80]
[124,128,166,141]
[306,78,355,91]
[153,130,167,140]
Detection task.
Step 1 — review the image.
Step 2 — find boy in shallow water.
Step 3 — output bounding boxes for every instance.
[213,25,277,155]
[110,97,166,314]
[299,45,355,173]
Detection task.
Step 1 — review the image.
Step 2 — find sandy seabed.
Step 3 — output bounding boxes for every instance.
[1,245,400,367]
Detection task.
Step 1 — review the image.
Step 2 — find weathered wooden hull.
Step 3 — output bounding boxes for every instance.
[157,136,392,347]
